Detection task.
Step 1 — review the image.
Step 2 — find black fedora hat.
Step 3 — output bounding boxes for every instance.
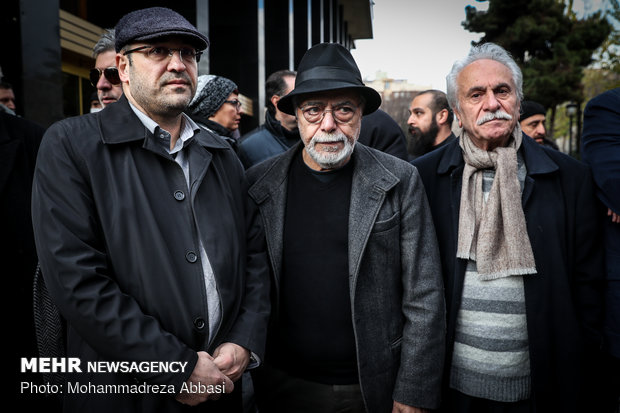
[278,43,381,116]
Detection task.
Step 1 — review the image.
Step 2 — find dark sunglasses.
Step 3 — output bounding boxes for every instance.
[89,67,120,87]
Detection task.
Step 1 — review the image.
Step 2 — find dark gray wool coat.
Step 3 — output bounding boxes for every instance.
[247,142,446,411]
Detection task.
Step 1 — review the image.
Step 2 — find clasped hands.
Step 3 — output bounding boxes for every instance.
[176,342,250,406]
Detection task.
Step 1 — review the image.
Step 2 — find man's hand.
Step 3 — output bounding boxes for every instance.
[213,342,250,382]
[608,208,620,224]
[175,351,234,406]
[392,400,430,413]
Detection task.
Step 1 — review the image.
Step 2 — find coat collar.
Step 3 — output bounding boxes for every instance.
[347,144,399,280]
[435,131,559,176]
[249,141,399,203]
[247,142,299,205]
[351,143,400,191]
[97,95,230,150]
[248,141,400,294]
[519,133,559,175]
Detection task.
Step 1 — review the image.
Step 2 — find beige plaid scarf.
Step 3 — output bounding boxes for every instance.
[457,124,537,280]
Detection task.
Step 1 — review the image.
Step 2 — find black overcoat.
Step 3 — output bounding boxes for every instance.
[413,135,605,411]
[31,96,270,412]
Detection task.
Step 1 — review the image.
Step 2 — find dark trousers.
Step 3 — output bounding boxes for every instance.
[443,389,535,413]
[252,364,366,413]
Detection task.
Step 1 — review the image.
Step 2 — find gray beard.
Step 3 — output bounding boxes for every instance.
[305,131,356,169]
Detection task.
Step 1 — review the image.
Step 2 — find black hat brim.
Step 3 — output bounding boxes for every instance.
[278,80,382,117]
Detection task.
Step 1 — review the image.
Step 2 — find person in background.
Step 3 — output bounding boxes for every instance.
[238,69,298,169]
[0,81,17,114]
[187,74,242,151]
[407,89,456,159]
[2,110,62,411]
[248,42,445,413]
[358,108,410,161]
[413,42,605,413]
[582,87,620,413]
[32,7,269,413]
[91,29,123,107]
[89,91,102,113]
[519,100,559,149]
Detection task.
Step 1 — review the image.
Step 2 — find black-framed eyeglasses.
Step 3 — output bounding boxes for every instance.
[224,99,242,111]
[123,46,202,63]
[298,103,359,124]
[89,67,120,87]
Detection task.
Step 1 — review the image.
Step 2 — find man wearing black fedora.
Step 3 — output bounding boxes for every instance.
[31,7,270,413]
[247,43,445,413]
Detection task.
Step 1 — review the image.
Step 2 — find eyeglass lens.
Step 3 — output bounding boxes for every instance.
[89,67,120,87]
[300,105,357,124]
[225,100,242,110]
[123,46,201,63]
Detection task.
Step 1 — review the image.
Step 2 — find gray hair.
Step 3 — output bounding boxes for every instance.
[92,29,116,58]
[446,42,523,111]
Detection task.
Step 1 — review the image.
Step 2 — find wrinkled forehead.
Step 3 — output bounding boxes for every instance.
[457,59,515,91]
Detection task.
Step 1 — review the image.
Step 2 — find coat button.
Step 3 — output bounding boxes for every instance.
[194,317,206,330]
[186,251,197,263]
[174,190,185,201]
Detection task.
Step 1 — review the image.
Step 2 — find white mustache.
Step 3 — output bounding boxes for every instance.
[477,110,513,125]
[311,133,346,143]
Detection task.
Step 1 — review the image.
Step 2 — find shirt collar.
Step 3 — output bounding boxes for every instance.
[128,100,201,154]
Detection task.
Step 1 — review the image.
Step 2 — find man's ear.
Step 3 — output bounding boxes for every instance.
[116,53,129,83]
[270,94,280,109]
[436,108,449,126]
[454,109,462,128]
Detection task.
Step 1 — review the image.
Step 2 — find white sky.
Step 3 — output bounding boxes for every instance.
[351,0,609,92]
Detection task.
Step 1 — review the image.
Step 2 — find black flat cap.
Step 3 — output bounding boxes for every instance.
[114,7,209,52]
[277,43,381,116]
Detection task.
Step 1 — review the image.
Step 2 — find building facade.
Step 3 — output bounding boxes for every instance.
[0,0,373,131]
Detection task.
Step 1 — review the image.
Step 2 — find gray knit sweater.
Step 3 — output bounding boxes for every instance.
[450,156,532,402]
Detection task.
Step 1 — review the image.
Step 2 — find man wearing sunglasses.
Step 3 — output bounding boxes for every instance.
[247,43,445,413]
[32,7,269,413]
[91,29,123,107]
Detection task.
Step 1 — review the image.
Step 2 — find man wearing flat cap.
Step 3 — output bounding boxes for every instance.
[32,7,269,413]
[247,42,445,413]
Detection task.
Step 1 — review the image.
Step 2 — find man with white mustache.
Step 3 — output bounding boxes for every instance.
[476,109,513,125]
[247,43,445,413]
[412,43,605,412]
